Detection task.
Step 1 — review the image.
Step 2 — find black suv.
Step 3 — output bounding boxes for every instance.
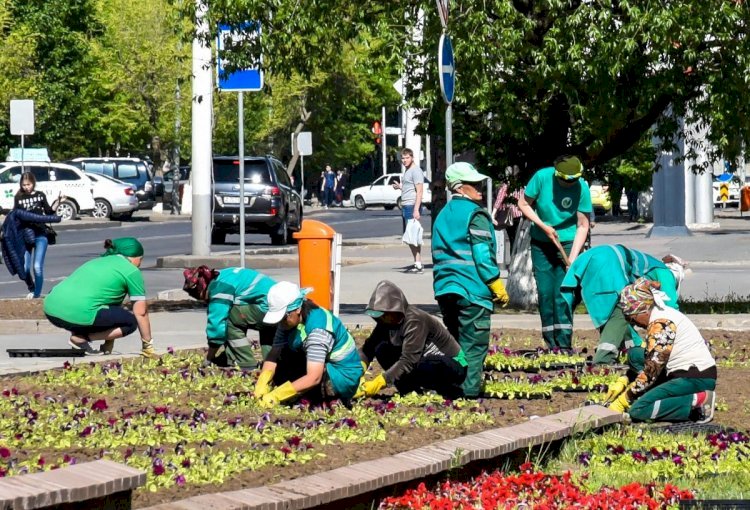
[66,157,163,210]
[212,156,303,245]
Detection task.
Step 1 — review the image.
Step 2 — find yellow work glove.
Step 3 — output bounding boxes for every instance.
[259,381,298,408]
[362,374,388,397]
[489,279,509,306]
[608,392,632,413]
[604,376,630,403]
[253,370,275,399]
[141,339,159,360]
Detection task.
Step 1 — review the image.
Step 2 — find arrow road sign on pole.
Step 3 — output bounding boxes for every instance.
[438,34,455,104]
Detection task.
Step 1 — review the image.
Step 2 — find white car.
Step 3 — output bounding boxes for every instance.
[0,161,95,220]
[350,173,432,210]
[85,172,139,220]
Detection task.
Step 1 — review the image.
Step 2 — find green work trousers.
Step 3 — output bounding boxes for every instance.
[531,240,573,348]
[629,377,716,422]
[438,294,491,398]
[593,307,645,373]
[213,304,275,369]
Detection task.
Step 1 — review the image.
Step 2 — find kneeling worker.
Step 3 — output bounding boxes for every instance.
[357,280,468,399]
[183,266,277,369]
[607,278,716,423]
[254,282,364,407]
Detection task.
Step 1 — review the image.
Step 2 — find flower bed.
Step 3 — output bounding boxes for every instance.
[380,462,694,509]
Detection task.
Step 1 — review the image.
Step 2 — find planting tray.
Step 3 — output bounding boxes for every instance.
[7,348,87,358]
[679,500,750,509]
[648,422,732,435]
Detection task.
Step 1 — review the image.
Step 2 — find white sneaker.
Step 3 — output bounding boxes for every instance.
[694,390,716,424]
[68,339,101,355]
[25,292,34,300]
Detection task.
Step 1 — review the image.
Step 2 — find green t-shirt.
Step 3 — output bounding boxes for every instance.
[43,255,146,325]
[524,166,592,242]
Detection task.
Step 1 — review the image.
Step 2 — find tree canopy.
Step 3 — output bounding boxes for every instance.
[203,0,750,179]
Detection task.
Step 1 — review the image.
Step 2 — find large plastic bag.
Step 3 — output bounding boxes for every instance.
[402,219,424,246]
[506,218,538,308]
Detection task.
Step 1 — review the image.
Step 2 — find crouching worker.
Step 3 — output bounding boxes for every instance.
[43,237,157,358]
[607,278,717,423]
[356,280,467,399]
[183,266,277,370]
[253,282,364,407]
[560,245,687,373]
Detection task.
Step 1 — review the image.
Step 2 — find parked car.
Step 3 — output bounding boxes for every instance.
[84,172,139,220]
[350,173,433,210]
[0,161,95,220]
[66,157,163,210]
[212,156,303,245]
[588,180,612,215]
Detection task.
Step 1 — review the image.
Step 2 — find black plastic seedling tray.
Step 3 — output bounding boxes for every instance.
[7,348,87,358]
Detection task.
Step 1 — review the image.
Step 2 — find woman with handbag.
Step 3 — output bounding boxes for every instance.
[491,182,523,249]
[13,172,62,299]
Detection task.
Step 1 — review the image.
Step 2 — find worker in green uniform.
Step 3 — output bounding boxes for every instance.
[43,237,157,358]
[518,155,591,349]
[607,278,716,424]
[182,266,277,370]
[254,281,364,407]
[432,162,509,398]
[560,245,687,373]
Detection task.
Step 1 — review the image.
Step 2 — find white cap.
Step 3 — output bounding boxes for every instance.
[263,281,312,324]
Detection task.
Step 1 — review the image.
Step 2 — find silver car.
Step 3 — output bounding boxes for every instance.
[85,172,139,220]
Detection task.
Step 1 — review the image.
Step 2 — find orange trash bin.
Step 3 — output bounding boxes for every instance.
[293,219,336,310]
[741,186,750,212]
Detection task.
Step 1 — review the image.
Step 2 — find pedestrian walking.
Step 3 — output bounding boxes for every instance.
[253,282,364,407]
[392,148,425,273]
[356,280,467,399]
[182,266,278,370]
[42,237,157,358]
[322,165,337,209]
[606,278,717,424]
[10,172,62,298]
[170,163,181,215]
[560,245,687,373]
[490,181,523,249]
[432,162,509,398]
[517,155,592,349]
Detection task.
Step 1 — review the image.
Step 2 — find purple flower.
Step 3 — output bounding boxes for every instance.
[672,455,683,465]
[153,465,165,476]
[79,426,94,438]
[578,452,591,466]
[0,447,11,459]
[91,399,108,412]
[174,474,186,486]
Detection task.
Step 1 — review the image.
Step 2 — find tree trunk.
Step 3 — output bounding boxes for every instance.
[506,218,538,309]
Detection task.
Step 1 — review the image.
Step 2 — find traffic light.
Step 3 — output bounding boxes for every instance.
[371,121,382,145]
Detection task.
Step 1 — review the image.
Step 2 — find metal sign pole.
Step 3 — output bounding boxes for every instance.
[300,154,305,205]
[381,106,387,176]
[20,133,25,174]
[446,104,452,167]
[238,91,246,267]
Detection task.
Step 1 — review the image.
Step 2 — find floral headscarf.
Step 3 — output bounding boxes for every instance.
[618,277,662,317]
[183,265,219,300]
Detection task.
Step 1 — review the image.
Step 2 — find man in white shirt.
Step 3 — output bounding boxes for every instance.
[392,148,424,273]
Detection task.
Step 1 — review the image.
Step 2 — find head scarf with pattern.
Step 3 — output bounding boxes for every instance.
[183,265,219,300]
[618,277,662,317]
[101,237,144,258]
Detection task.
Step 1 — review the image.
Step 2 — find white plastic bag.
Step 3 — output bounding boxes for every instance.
[402,219,424,246]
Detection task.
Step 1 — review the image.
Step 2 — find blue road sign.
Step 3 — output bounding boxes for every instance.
[217,23,263,92]
[438,34,455,104]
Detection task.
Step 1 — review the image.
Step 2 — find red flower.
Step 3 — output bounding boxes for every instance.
[0,447,10,459]
[91,399,108,412]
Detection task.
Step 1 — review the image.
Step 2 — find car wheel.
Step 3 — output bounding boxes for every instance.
[93,199,112,219]
[56,200,78,221]
[270,219,289,245]
[211,229,226,245]
[384,204,395,210]
[354,195,367,210]
[396,197,403,210]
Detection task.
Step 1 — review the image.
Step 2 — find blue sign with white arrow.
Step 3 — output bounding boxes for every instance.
[217,23,263,92]
[438,34,455,104]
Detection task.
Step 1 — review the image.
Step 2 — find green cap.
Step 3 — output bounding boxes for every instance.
[554,156,583,180]
[445,162,489,187]
[365,309,385,318]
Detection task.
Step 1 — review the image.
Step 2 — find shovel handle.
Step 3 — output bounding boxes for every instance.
[551,236,571,267]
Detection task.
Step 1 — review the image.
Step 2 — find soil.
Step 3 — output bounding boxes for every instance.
[1,299,748,508]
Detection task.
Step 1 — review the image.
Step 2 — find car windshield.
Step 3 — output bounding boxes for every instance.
[213,160,270,183]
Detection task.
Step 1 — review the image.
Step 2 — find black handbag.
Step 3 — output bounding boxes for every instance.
[44,225,57,245]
